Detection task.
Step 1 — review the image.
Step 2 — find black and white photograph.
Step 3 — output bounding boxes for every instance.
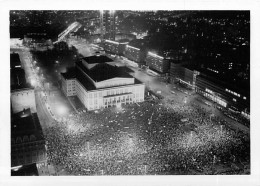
[1,0,260,185]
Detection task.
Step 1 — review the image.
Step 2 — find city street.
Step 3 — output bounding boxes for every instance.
[11,45,74,175]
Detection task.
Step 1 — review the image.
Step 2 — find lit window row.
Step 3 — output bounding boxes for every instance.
[207,68,219,73]
[205,88,213,94]
[148,52,164,59]
[126,45,140,51]
[105,40,119,45]
[225,88,240,97]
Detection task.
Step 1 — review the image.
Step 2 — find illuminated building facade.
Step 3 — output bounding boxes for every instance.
[61,55,145,110]
[11,53,37,114]
[195,74,250,118]
[145,52,170,73]
[103,39,127,55]
[100,10,116,41]
[170,62,199,89]
[125,45,146,64]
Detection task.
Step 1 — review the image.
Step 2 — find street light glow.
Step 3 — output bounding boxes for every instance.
[57,104,68,115]
[30,79,36,86]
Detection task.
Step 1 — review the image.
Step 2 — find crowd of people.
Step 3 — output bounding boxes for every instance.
[44,97,250,175]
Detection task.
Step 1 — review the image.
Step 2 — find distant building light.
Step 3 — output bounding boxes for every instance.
[148,52,164,59]
[105,40,119,45]
[206,88,213,94]
[243,96,246,100]
[233,98,237,102]
[127,45,140,51]
[15,65,21,68]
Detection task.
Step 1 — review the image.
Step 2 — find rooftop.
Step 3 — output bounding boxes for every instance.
[61,68,76,79]
[11,108,44,140]
[82,55,113,64]
[76,61,133,82]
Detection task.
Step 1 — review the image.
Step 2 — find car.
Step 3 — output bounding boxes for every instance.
[171,91,176,94]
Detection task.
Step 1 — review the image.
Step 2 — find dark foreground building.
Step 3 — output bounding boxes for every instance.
[10,52,46,175]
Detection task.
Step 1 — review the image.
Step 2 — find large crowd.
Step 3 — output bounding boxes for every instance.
[44,97,250,175]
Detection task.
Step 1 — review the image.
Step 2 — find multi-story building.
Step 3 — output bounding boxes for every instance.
[195,74,250,118]
[115,33,136,41]
[170,61,183,83]
[124,40,147,65]
[61,55,145,110]
[23,33,52,49]
[10,52,46,173]
[145,52,170,74]
[10,53,37,114]
[61,68,76,97]
[170,62,200,89]
[11,108,46,169]
[100,10,116,41]
[103,39,127,55]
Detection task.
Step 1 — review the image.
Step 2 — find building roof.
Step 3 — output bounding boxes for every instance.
[82,55,113,64]
[76,61,133,82]
[75,68,96,91]
[61,68,76,79]
[11,108,44,140]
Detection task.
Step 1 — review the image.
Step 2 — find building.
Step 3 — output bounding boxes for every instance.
[61,55,145,110]
[145,52,170,74]
[115,33,136,41]
[10,53,37,114]
[124,40,147,65]
[170,58,250,119]
[23,33,52,49]
[11,108,46,169]
[169,61,182,83]
[103,39,127,55]
[195,74,250,118]
[170,61,201,89]
[100,10,116,41]
[61,68,76,97]
[10,52,46,173]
